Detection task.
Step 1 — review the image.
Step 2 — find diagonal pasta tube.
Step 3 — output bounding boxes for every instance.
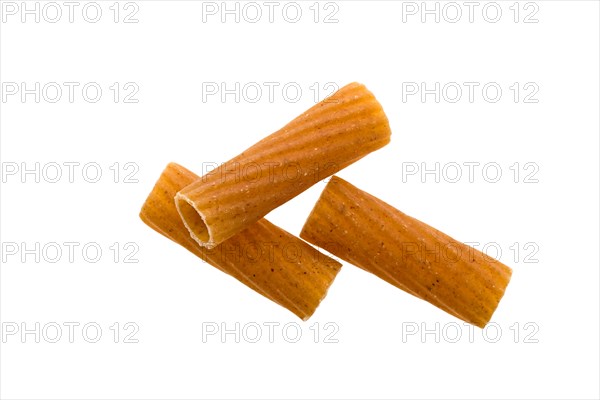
[300,176,512,328]
[175,82,391,249]
[140,163,342,320]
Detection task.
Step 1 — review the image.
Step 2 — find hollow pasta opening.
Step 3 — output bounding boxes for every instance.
[176,197,210,244]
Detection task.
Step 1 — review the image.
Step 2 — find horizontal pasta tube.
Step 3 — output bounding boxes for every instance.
[140,163,342,320]
[300,176,512,328]
[175,82,392,249]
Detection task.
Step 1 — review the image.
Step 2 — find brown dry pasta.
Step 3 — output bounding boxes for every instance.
[140,163,342,320]
[175,82,391,249]
[300,176,512,328]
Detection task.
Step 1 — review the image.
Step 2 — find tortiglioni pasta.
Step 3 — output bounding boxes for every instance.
[300,176,512,327]
[175,82,391,249]
[140,163,342,320]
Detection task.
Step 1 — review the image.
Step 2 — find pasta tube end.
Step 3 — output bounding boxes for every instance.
[174,193,216,249]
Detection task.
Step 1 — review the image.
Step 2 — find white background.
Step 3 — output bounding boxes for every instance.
[1,1,599,399]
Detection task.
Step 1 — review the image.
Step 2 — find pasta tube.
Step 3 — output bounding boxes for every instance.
[175,82,391,249]
[300,176,512,327]
[140,163,342,320]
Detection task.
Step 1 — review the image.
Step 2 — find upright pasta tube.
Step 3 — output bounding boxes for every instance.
[300,176,512,328]
[140,163,342,320]
[175,82,392,249]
